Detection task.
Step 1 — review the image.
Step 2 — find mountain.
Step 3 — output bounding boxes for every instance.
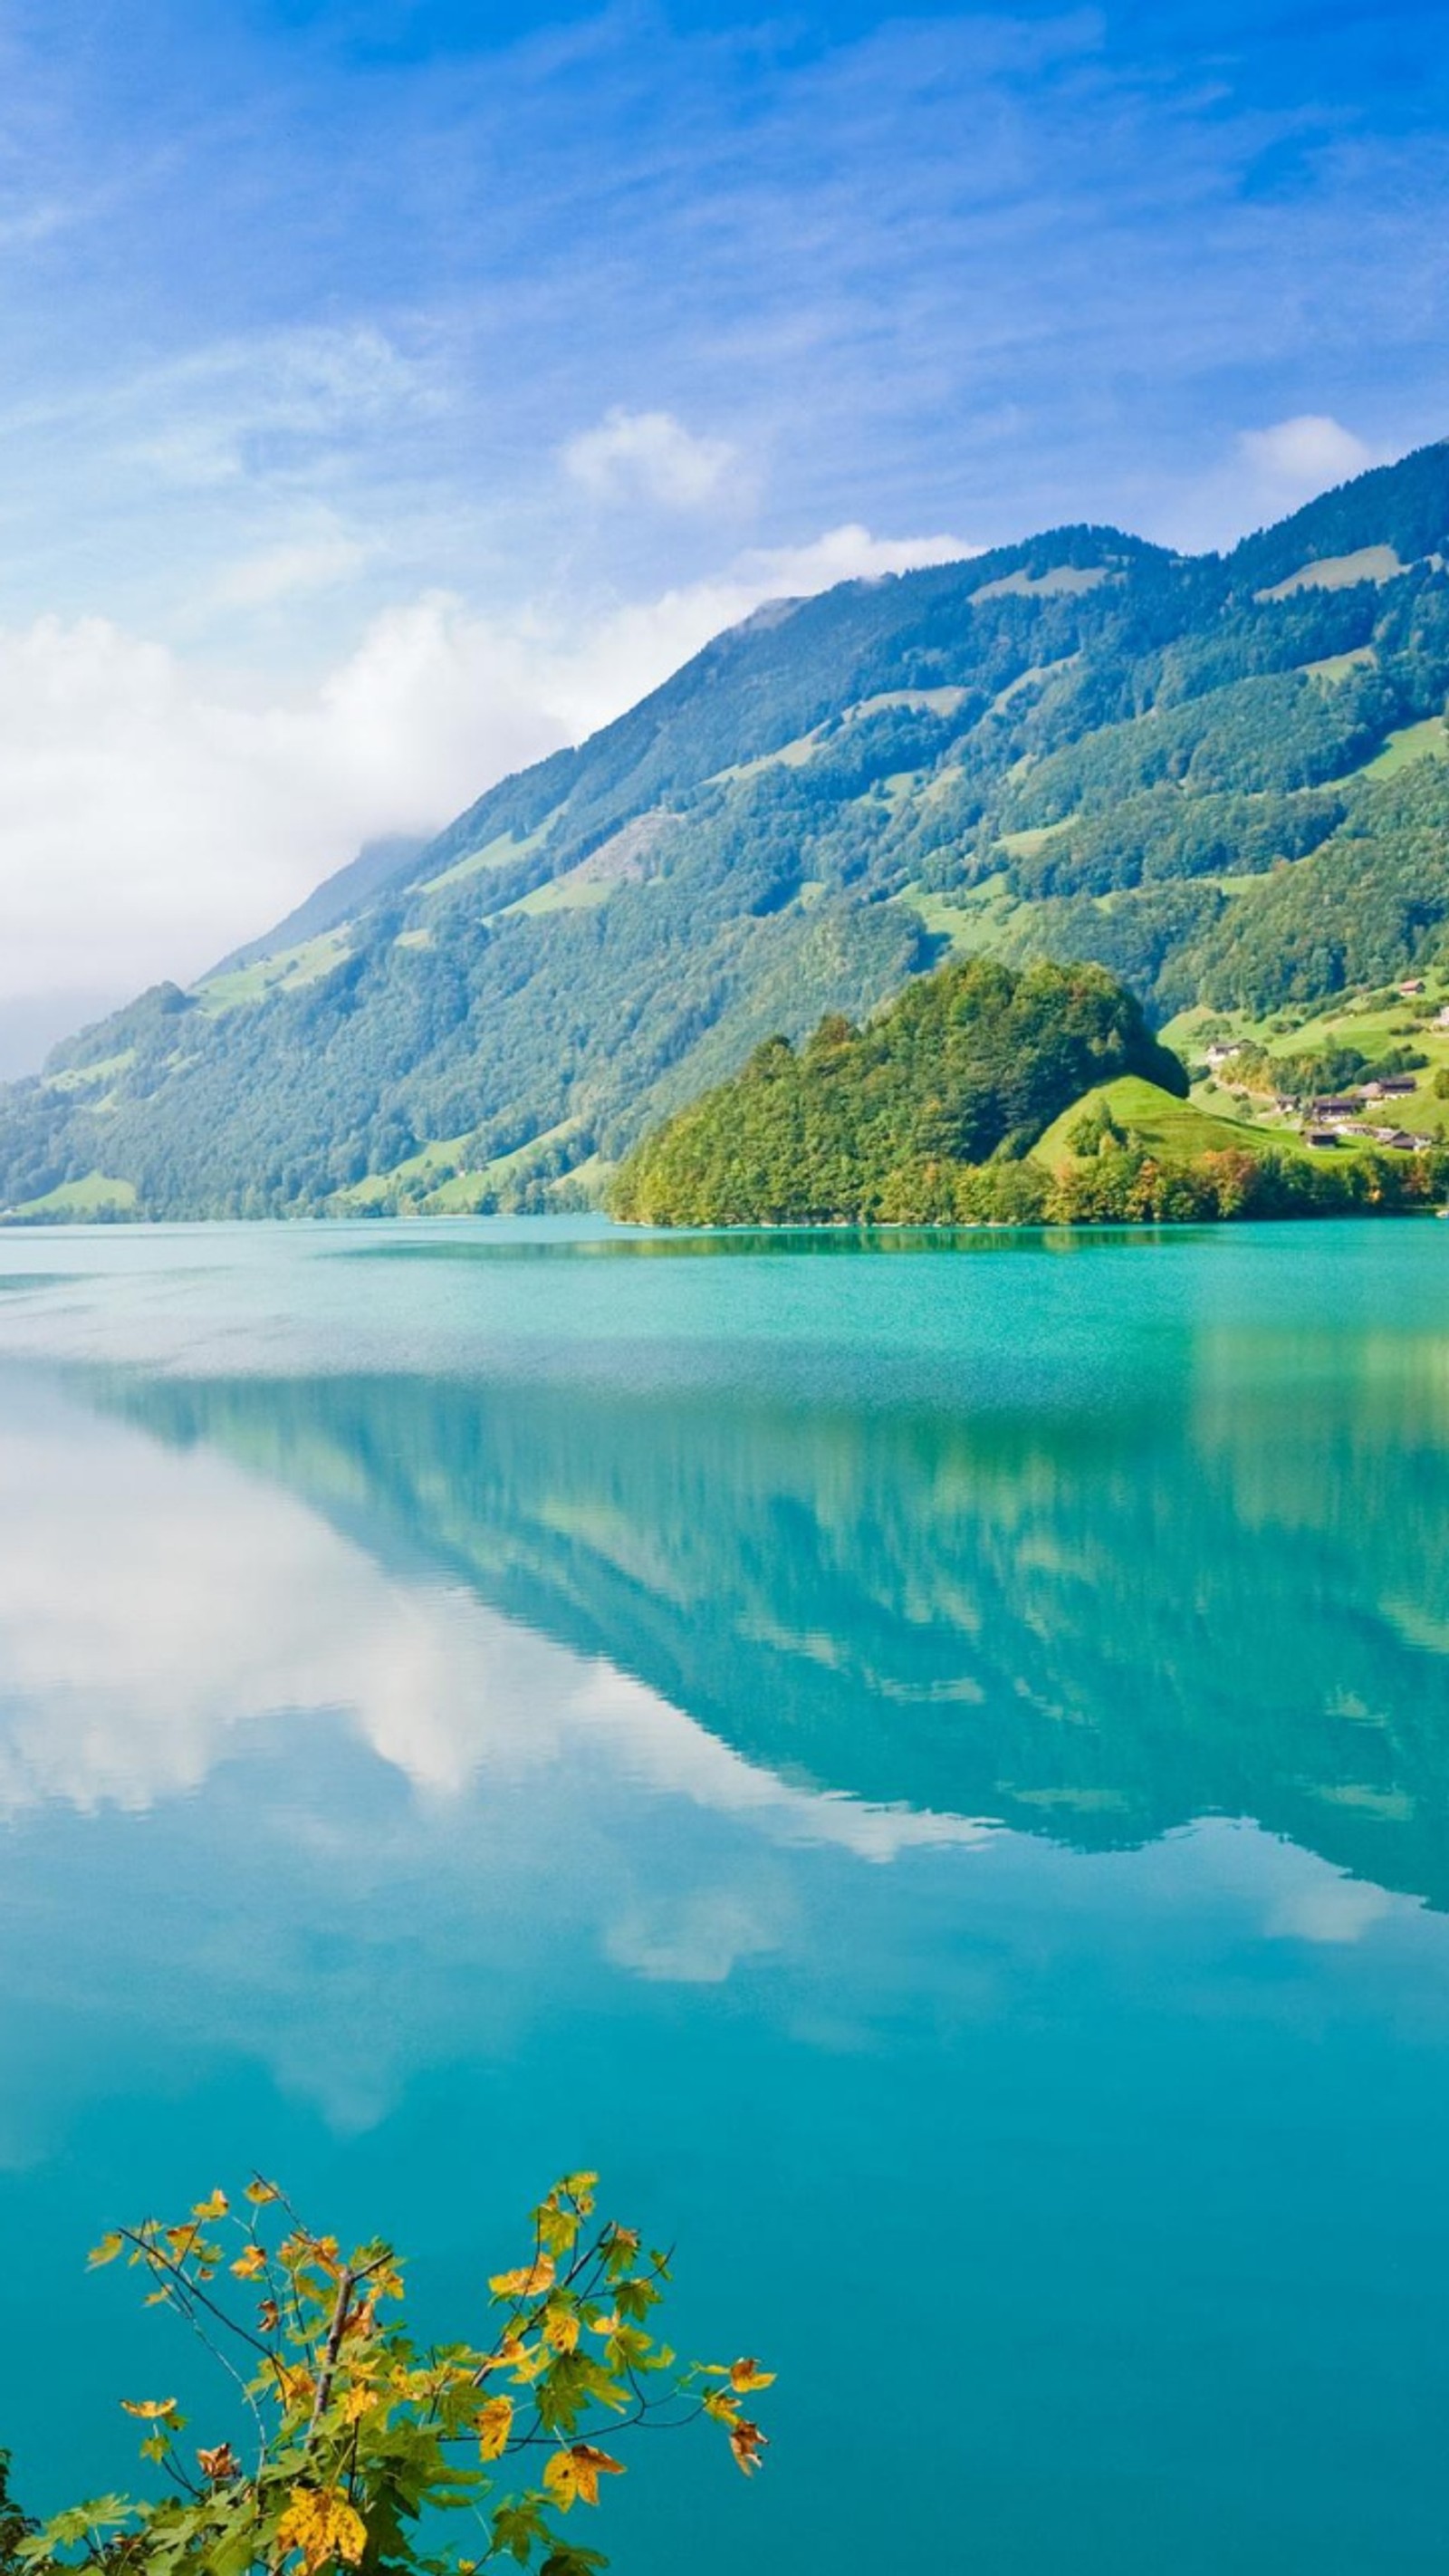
[5,441,1449,1220]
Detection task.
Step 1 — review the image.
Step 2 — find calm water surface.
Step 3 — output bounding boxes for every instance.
[2,1218,1448,2571]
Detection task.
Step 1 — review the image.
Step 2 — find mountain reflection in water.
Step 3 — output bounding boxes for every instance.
[100,1338,1449,1910]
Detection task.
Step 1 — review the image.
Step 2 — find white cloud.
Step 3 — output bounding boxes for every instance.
[211,533,370,610]
[561,406,740,511]
[1240,412,1379,492]
[1237,415,1376,500]
[0,520,973,1028]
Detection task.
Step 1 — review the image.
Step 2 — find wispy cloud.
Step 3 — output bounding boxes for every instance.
[561,407,742,511]
[211,532,372,609]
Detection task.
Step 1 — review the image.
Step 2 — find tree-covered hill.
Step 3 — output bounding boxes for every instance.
[5,439,1449,1219]
[611,956,1186,1224]
[611,963,1449,1228]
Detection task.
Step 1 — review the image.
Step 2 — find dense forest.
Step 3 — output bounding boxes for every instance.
[611,956,1185,1222]
[5,441,1449,1219]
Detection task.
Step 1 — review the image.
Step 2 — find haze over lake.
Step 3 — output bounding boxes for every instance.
[2,1219,1447,2571]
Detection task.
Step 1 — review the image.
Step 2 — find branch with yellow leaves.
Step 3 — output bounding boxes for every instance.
[10,2172,773,2576]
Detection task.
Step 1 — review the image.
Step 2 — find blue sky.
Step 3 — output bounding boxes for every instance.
[0,0,1444,1053]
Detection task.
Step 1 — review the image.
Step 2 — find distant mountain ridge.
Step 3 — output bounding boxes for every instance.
[5,439,1449,1219]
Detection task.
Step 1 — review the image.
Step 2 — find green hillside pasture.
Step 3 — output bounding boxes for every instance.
[331,1133,475,1213]
[1361,716,1449,779]
[1032,1077,1278,1176]
[194,929,352,1014]
[414,812,563,898]
[1257,544,1406,600]
[43,1049,136,1096]
[1162,976,1449,1138]
[331,1118,582,1216]
[504,871,616,919]
[894,877,1027,954]
[5,1170,139,1220]
[1300,648,1377,682]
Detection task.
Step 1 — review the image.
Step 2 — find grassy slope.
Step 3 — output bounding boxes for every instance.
[330,1118,582,1216]
[1162,969,1449,1139]
[193,929,353,1015]
[1361,715,1449,778]
[1032,1077,1279,1175]
[6,1170,139,1218]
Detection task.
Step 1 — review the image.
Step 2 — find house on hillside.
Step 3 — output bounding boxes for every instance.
[1310,1097,1362,1121]
[1400,978,1426,996]
[1378,1076,1417,1096]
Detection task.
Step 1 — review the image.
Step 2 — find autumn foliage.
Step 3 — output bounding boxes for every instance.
[13,2175,771,2573]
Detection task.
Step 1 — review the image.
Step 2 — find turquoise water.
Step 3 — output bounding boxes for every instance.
[2,1218,1448,2569]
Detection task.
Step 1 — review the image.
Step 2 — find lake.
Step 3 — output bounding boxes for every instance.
[2,1217,1447,2571]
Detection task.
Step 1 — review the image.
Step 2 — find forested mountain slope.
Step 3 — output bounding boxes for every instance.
[5,441,1449,1218]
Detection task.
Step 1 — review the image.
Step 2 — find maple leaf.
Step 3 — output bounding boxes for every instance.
[543,2445,626,2512]
[197,2442,241,2483]
[276,2485,368,2574]
[192,2190,229,2222]
[542,2308,581,2355]
[120,2398,178,2422]
[729,2357,776,2393]
[728,2418,769,2478]
[477,2395,513,2461]
[489,2254,556,2300]
[231,2244,267,2280]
